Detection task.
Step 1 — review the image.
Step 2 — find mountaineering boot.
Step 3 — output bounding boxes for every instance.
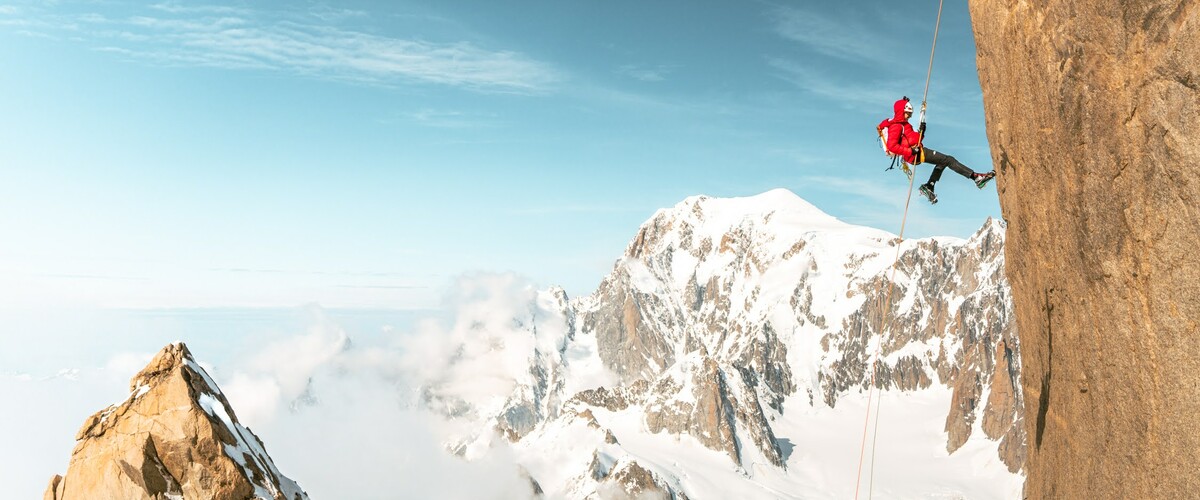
[919,183,938,204]
[973,171,996,189]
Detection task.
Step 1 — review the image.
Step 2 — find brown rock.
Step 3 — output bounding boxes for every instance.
[47,343,308,500]
[642,356,784,468]
[584,272,677,383]
[592,457,689,500]
[982,340,1017,440]
[644,357,740,465]
[944,370,980,453]
[971,0,1200,497]
[982,340,1024,473]
[569,381,649,411]
[43,475,62,500]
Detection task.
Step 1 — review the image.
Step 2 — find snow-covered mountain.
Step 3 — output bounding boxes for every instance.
[418,189,1024,499]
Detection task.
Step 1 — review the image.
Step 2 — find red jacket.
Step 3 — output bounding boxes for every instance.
[885,99,923,164]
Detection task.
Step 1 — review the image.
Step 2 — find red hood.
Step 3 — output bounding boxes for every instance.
[893,99,910,122]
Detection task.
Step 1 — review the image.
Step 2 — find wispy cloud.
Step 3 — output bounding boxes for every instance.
[9,4,560,93]
[148,2,252,16]
[799,174,911,212]
[305,4,367,23]
[32,273,148,281]
[616,63,676,82]
[402,108,500,129]
[765,147,842,167]
[334,285,427,290]
[212,268,427,279]
[505,204,649,216]
[767,56,914,112]
[769,5,894,67]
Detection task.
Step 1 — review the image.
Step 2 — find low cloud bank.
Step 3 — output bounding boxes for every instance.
[1,272,563,499]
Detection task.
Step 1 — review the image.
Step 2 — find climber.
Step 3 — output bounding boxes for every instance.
[885,96,995,204]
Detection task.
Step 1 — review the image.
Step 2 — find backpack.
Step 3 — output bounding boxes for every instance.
[876,116,911,176]
[876,118,896,158]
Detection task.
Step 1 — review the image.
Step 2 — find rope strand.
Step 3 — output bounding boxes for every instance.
[868,169,918,498]
[854,166,917,500]
[854,1,943,497]
[921,0,945,109]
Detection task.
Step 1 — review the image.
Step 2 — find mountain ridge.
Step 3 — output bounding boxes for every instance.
[430,189,1024,498]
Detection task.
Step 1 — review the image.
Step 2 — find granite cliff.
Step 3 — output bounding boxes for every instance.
[970,1,1200,497]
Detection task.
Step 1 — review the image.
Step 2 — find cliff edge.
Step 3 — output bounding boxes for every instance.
[970,1,1199,498]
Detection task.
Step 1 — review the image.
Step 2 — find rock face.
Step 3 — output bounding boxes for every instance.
[970,1,1200,498]
[45,343,308,500]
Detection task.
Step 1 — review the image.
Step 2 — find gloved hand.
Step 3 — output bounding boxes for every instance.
[911,146,920,157]
[919,121,927,134]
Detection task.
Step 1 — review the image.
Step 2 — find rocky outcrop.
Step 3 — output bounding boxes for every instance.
[981,340,1024,472]
[589,455,689,500]
[585,276,678,384]
[570,381,649,412]
[495,288,575,442]
[971,0,1200,497]
[45,343,308,500]
[43,476,62,500]
[568,354,784,468]
[642,354,784,467]
[815,218,1022,471]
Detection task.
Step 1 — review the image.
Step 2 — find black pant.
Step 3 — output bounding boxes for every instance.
[921,148,974,185]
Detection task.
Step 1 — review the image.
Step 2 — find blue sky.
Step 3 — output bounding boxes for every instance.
[0,0,999,309]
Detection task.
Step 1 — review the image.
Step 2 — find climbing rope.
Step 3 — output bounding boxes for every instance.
[853,1,944,498]
[919,0,945,122]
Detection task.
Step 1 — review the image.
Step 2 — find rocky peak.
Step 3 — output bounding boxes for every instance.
[577,192,1024,473]
[590,455,690,500]
[45,343,308,500]
[625,189,848,261]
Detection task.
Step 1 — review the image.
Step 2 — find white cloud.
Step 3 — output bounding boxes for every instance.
[0,277,558,499]
[214,273,575,497]
[403,108,500,129]
[103,351,155,379]
[0,351,159,499]
[396,274,560,416]
[798,174,912,212]
[770,5,894,67]
[220,323,347,425]
[505,204,649,216]
[149,3,253,16]
[305,4,367,23]
[16,5,560,92]
[767,56,916,112]
[261,372,535,500]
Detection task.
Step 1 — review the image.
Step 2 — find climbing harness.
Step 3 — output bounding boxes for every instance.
[854,1,944,498]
